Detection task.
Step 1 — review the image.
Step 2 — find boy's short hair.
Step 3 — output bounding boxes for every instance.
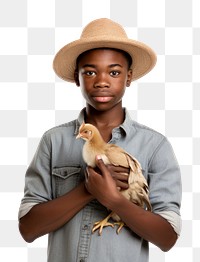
[76,48,133,70]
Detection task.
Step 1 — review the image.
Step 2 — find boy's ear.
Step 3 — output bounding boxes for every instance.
[126,69,132,87]
[74,70,80,86]
[126,80,131,87]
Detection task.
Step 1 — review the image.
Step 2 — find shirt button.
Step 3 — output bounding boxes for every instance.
[80,259,85,262]
[83,225,88,230]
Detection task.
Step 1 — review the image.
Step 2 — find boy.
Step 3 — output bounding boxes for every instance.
[19,18,181,262]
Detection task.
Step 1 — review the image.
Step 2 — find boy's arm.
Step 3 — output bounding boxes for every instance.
[85,157,178,252]
[19,165,129,243]
[109,191,177,252]
[19,182,93,243]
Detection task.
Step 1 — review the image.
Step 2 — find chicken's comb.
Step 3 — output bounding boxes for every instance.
[79,121,85,130]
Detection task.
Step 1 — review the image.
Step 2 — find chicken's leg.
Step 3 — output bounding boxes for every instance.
[92,212,115,235]
[114,221,125,234]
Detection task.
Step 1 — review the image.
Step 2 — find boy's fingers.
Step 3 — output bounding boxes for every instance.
[95,155,108,176]
[107,165,129,174]
[85,168,89,180]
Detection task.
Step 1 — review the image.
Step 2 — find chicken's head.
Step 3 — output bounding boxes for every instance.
[76,122,95,141]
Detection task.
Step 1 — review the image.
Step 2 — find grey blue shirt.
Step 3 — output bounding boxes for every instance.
[19,108,182,262]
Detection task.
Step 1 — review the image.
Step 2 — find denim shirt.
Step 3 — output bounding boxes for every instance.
[19,108,181,262]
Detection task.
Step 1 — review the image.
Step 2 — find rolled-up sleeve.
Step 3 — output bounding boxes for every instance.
[148,137,182,234]
[18,134,52,219]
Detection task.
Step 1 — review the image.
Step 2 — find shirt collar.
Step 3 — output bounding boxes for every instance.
[75,107,135,136]
[119,108,134,135]
[75,108,85,135]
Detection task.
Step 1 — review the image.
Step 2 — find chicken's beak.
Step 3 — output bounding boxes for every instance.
[76,133,82,139]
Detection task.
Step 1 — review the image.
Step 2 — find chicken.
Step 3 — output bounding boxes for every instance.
[76,122,152,235]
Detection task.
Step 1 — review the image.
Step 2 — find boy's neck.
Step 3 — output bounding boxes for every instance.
[84,103,125,129]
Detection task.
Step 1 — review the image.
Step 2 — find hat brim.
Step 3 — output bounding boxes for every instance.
[53,37,157,82]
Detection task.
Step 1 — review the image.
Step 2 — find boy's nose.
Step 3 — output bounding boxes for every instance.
[94,74,110,88]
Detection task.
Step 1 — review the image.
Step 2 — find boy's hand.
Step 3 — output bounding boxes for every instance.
[107,165,129,190]
[84,156,128,207]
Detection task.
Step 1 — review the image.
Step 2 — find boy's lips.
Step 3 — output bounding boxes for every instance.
[92,96,113,102]
[92,91,114,103]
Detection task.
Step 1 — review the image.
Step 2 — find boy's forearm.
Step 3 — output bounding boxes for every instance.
[19,182,93,243]
[109,194,177,252]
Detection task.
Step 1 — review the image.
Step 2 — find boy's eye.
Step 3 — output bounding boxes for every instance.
[84,71,96,76]
[110,71,120,77]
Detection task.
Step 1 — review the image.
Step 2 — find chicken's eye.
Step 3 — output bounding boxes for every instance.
[83,130,92,136]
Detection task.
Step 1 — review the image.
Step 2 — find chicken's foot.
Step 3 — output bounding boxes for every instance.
[92,213,114,236]
[114,221,125,234]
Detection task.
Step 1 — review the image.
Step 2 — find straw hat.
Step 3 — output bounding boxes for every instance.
[53,18,157,82]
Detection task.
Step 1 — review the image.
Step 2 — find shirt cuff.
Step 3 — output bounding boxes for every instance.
[155,210,182,237]
[18,202,38,220]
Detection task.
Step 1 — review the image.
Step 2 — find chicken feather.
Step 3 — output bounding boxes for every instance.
[77,122,152,235]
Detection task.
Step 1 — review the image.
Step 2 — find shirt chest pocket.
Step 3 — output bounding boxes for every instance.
[52,165,83,198]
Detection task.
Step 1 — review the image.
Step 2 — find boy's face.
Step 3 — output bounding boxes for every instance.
[75,49,132,112]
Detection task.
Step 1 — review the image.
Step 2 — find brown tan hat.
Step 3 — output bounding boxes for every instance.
[53,18,157,82]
